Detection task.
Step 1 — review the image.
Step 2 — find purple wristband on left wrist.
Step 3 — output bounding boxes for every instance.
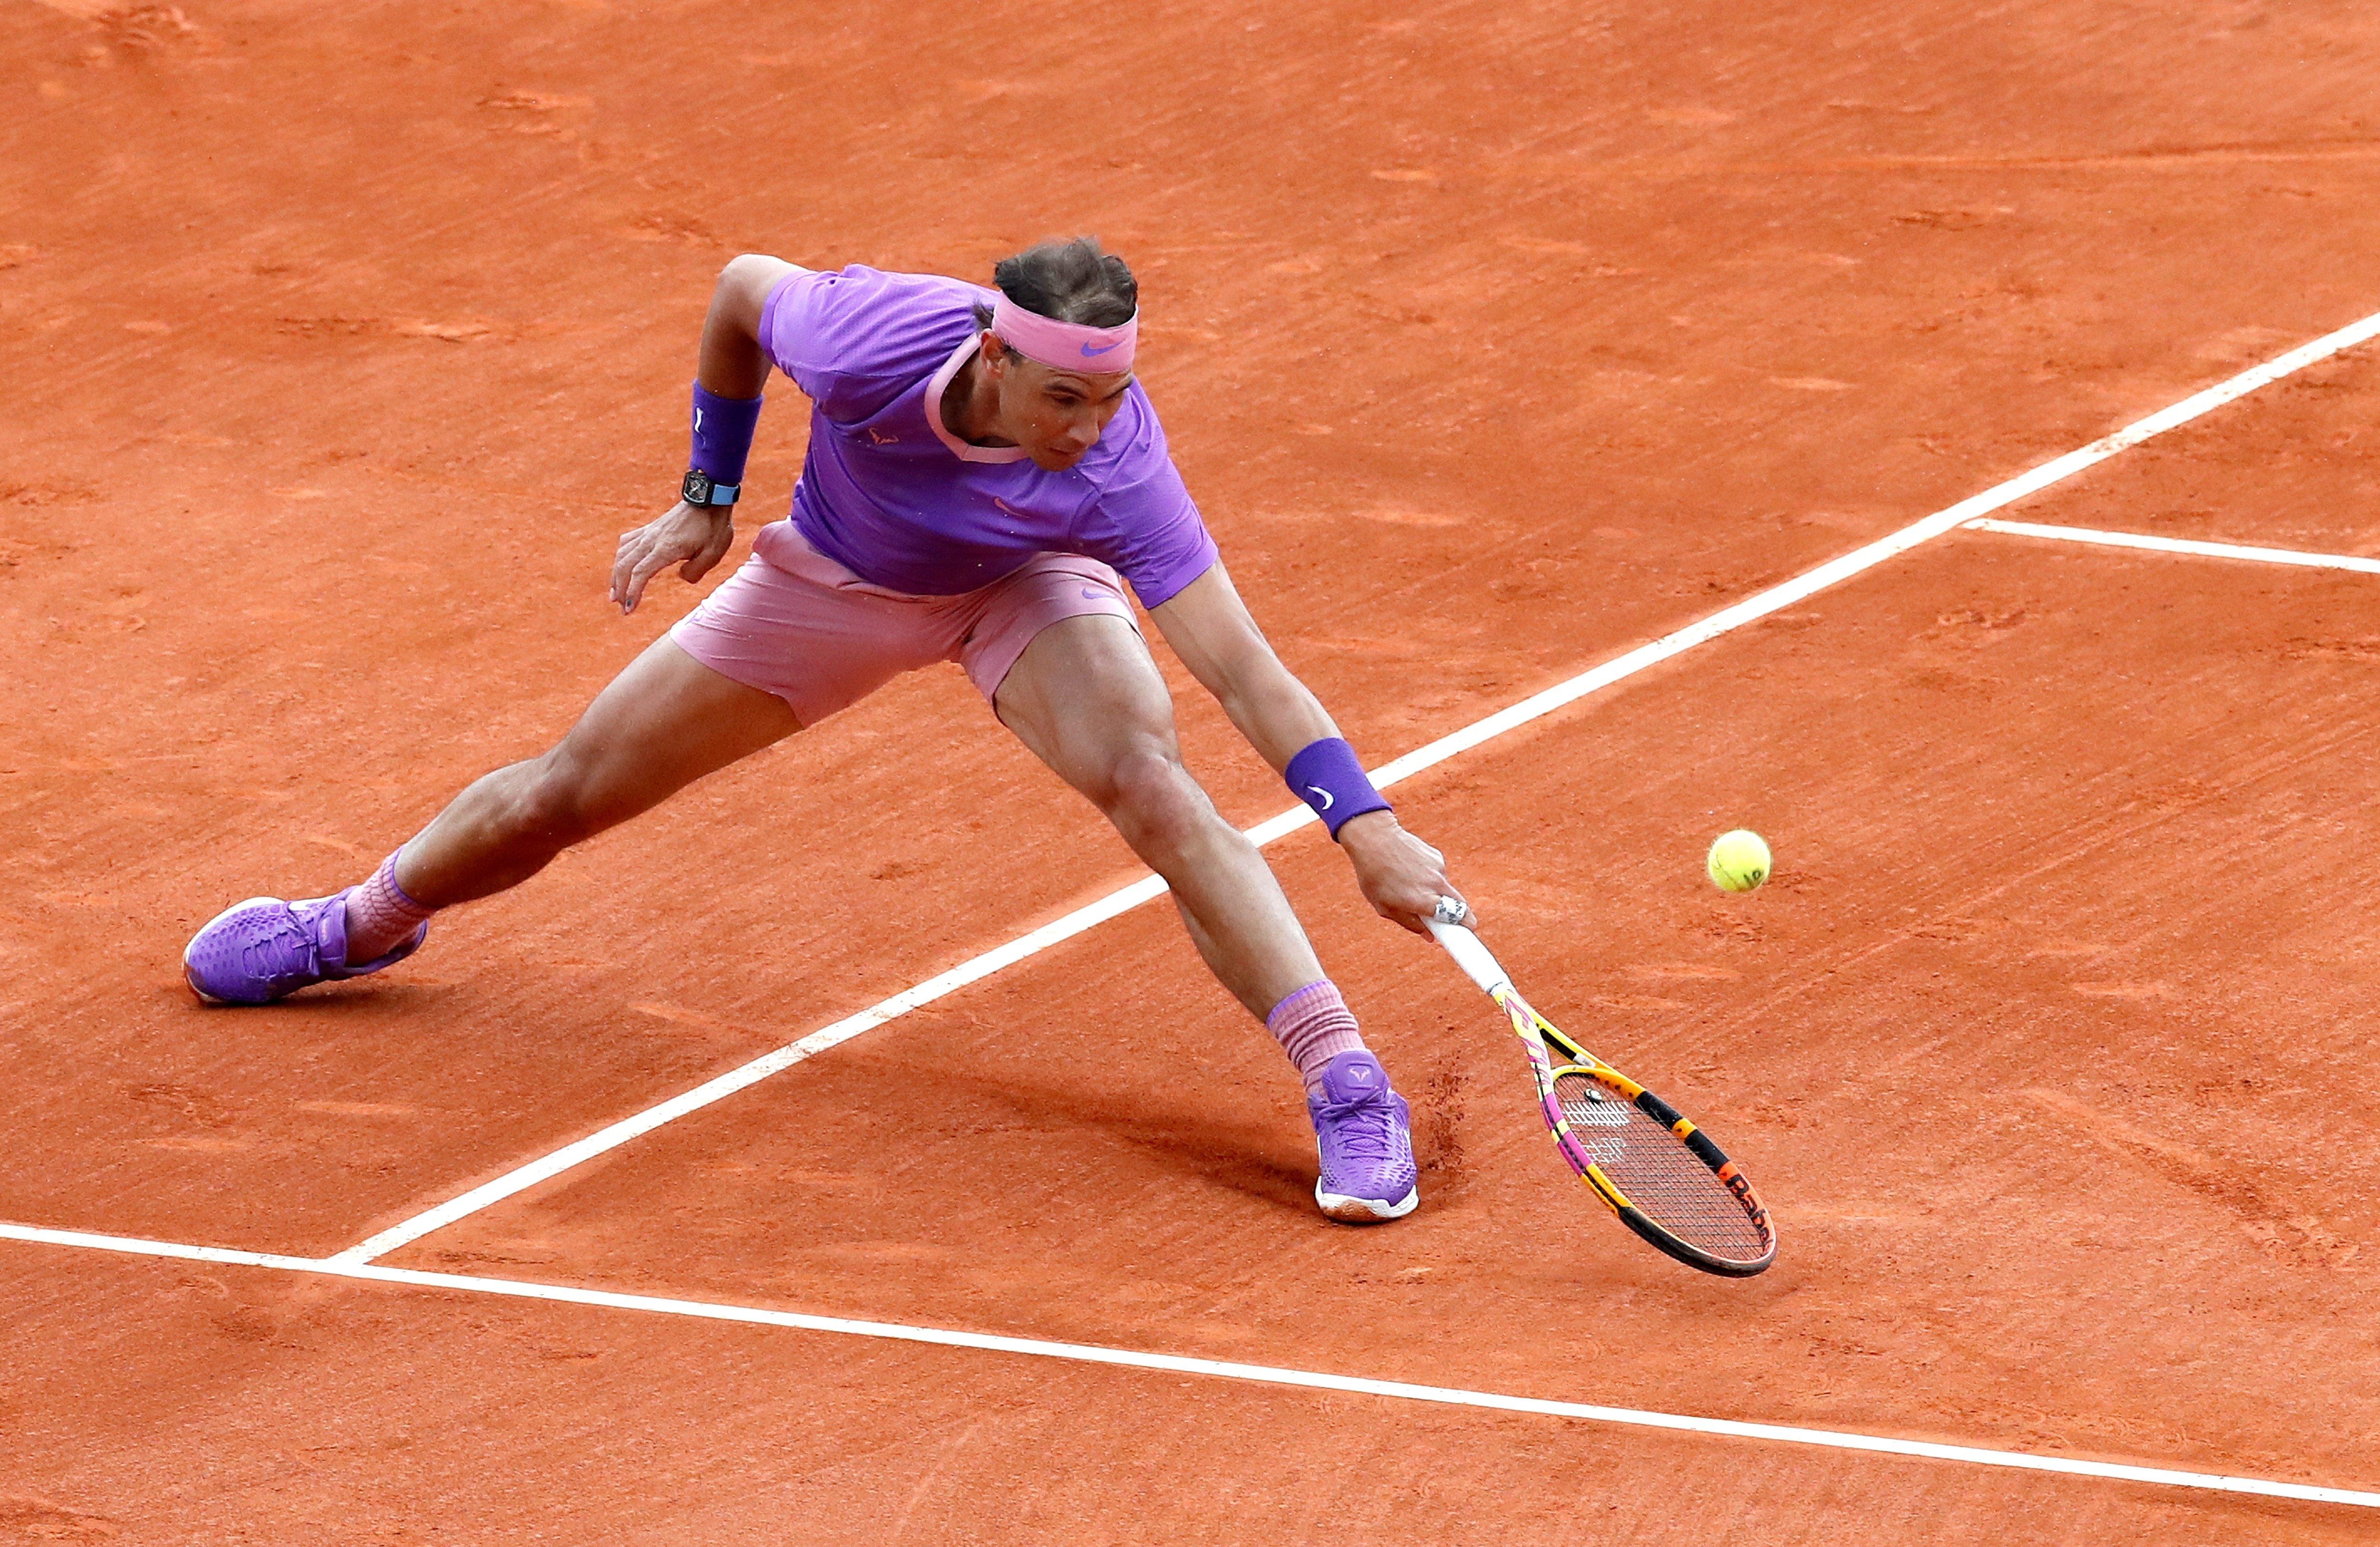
[1285,737,1391,839]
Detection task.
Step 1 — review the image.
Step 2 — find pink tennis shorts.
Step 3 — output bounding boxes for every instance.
[670,519,1141,726]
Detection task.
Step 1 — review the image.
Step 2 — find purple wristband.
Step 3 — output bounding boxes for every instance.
[690,382,763,484]
[1285,737,1391,839]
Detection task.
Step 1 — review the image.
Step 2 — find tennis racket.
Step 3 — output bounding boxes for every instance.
[1428,903,1776,1277]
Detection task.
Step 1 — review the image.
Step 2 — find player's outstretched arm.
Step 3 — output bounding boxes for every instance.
[609,254,808,614]
[1150,563,1466,935]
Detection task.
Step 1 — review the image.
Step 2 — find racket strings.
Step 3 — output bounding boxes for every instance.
[1554,1074,1769,1261]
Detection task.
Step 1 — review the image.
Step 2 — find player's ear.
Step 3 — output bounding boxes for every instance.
[978,330,1009,374]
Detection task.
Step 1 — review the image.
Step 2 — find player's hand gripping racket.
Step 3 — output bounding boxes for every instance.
[1428,899,1776,1277]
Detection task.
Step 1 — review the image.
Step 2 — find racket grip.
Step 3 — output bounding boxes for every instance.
[1426,919,1511,996]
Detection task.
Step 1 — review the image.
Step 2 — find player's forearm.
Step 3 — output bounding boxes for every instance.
[1208,659,1340,776]
[1159,572,1427,885]
[1153,564,1339,770]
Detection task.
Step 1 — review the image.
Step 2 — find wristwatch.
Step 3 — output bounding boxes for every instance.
[681,469,741,508]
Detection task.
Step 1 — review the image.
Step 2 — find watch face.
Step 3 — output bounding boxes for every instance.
[682,469,714,505]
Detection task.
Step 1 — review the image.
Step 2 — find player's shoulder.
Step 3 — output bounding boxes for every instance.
[777,265,987,341]
[766,265,992,411]
[808,263,989,306]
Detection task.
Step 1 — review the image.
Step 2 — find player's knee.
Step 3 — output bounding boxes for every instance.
[1098,747,1211,857]
[503,747,610,851]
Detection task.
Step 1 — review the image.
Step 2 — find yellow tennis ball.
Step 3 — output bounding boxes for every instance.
[1706,829,1772,893]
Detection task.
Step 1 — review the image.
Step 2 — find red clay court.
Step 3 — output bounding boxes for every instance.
[5,0,2379,1540]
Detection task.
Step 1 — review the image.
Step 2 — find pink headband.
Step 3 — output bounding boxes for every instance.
[990,295,1138,373]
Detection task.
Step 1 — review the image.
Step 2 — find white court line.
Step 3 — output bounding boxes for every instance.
[6,1220,2374,1510]
[334,304,2380,1266]
[1968,518,2380,573]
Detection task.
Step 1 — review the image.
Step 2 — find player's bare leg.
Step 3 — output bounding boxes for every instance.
[398,637,801,906]
[996,614,1417,1220]
[184,638,799,1005]
[995,613,1322,1017]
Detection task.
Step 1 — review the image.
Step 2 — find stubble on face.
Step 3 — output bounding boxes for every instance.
[1000,356,1134,470]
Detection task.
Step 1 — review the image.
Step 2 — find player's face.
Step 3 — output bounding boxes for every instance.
[990,351,1134,471]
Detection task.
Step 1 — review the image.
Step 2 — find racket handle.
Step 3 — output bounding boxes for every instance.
[1426,918,1512,996]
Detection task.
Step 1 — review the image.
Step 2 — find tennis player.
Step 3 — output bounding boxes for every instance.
[183,238,1468,1223]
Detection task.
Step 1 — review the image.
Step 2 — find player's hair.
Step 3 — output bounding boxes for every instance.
[970,237,1138,337]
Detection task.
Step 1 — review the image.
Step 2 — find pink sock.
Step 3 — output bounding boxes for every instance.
[1266,979,1368,1096]
[343,849,436,962]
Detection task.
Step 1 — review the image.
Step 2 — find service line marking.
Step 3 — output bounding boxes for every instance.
[5,1219,2374,1510]
[1968,518,2380,573]
[333,304,2380,1267]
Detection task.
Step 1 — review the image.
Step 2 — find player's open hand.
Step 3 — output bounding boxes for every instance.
[1337,810,1469,937]
[610,501,735,615]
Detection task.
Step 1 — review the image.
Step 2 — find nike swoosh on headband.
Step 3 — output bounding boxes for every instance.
[1081,339,1125,357]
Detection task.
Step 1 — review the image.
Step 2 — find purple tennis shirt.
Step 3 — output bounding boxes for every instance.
[759,265,1220,607]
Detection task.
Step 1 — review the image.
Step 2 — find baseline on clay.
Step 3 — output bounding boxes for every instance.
[6,1220,2376,1511]
[16,521,2377,1508]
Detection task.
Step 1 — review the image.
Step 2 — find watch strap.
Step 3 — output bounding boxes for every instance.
[681,469,741,507]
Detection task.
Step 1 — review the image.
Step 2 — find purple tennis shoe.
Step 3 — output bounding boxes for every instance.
[1307,1050,1418,1223]
[182,890,427,1006]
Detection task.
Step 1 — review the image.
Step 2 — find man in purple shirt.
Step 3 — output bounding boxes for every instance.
[184,239,1468,1223]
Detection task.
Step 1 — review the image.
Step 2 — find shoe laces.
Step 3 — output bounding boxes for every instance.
[1321,1093,1404,1165]
[240,912,317,978]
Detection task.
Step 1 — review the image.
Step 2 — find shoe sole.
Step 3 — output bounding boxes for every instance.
[182,896,286,1007]
[1315,1180,1419,1223]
